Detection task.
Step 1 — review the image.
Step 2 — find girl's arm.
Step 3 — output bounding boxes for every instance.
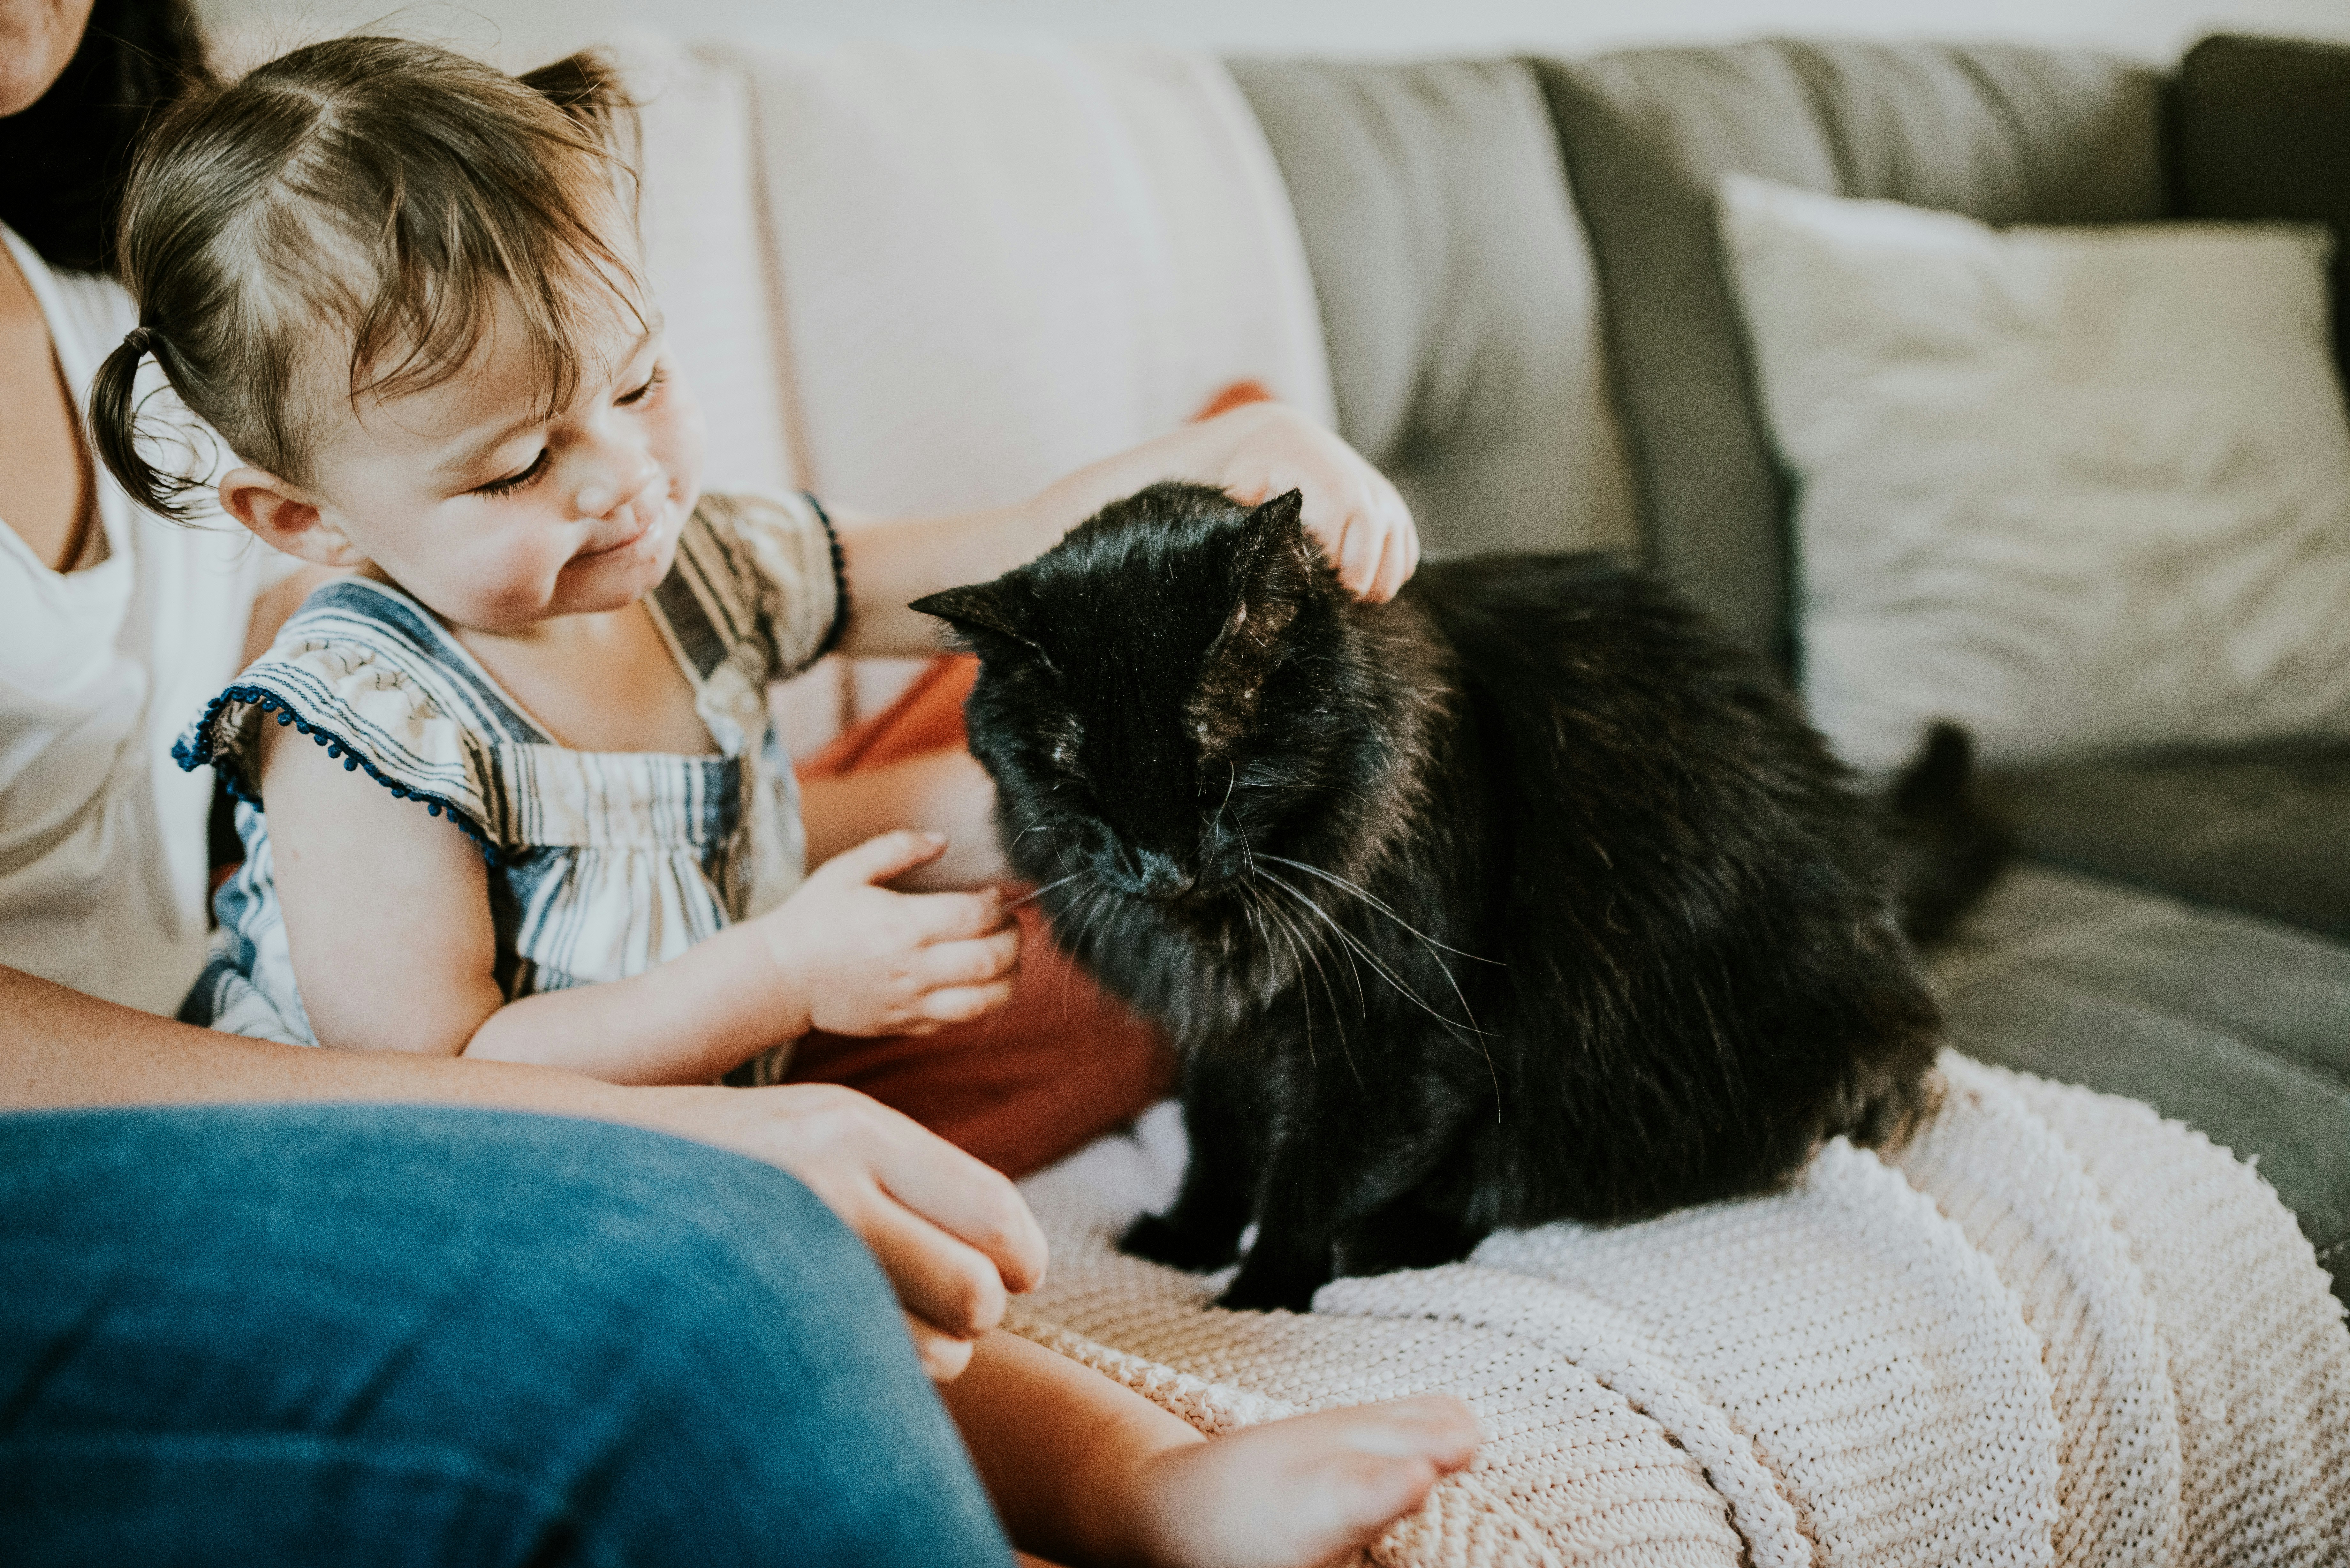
[835,401,1420,658]
[261,722,1014,1084]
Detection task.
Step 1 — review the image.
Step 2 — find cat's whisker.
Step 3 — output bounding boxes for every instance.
[1231,779,1380,815]
[1056,882,1118,1018]
[1258,855,1501,965]
[1246,883,1316,1067]
[1257,871,1452,1024]
[1259,855,1500,1118]
[1237,887,1278,1009]
[1259,871,1490,1057]
[1001,871,1090,913]
[1254,878,1359,1089]
[1261,871,1365,1019]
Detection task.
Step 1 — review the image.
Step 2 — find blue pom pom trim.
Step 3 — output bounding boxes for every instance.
[174,683,501,864]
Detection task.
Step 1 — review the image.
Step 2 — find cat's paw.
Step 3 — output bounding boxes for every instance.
[1119,1211,1240,1272]
[1215,1258,1324,1314]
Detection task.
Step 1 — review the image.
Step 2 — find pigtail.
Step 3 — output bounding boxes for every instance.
[88,326,207,521]
[521,50,643,227]
[520,50,631,131]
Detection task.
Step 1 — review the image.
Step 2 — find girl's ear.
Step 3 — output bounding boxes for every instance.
[217,467,371,570]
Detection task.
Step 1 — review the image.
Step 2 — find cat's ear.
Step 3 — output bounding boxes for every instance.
[1228,487,1318,632]
[1188,489,1317,755]
[908,581,1039,660]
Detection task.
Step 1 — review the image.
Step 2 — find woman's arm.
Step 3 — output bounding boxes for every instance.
[0,962,1044,1379]
[834,401,1419,657]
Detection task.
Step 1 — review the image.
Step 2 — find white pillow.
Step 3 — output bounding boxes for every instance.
[1716,172,2350,771]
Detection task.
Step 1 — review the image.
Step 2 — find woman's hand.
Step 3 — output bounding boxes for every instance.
[1195,401,1421,604]
[0,966,1045,1381]
[755,829,1020,1037]
[629,1079,1048,1381]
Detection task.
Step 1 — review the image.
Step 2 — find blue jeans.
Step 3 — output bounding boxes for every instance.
[0,1104,1014,1566]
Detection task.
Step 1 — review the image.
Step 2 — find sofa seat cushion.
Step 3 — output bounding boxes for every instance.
[1928,864,2350,1299]
[1987,744,2350,941]
[1532,42,2164,660]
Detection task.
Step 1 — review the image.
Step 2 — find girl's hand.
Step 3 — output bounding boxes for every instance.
[1201,401,1421,603]
[756,830,1020,1037]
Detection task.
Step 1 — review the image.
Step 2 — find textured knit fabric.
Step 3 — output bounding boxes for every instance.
[1010,1053,2350,1566]
[171,493,840,1054]
[1924,864,2350,1301]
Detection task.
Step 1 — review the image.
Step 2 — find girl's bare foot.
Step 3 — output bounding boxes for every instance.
[1126,1395,1480,1568]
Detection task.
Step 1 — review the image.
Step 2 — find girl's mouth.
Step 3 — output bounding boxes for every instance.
[573,507,665,563]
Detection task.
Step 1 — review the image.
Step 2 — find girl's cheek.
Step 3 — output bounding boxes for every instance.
[650,380,708,496]
[450,524,571,625]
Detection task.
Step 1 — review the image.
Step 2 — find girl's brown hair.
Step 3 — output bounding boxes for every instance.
[89,37,641,517]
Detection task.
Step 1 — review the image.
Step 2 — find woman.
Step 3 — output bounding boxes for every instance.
[0,5,1036,1558]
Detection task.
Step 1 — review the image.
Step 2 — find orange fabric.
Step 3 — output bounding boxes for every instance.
[1192,377,1276,420]
[797,655,980,779]
[786,379,1284,1175]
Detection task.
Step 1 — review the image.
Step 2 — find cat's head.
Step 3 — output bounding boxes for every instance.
[912,482,1379,913]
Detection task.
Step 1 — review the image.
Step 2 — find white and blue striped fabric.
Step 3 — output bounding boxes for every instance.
[173,492,843,1071]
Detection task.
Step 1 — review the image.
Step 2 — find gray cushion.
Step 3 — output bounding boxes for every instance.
[1227,59,1637,557]
[2175,34,2350,393]
[1530,42,2164,662]
[1930,866,2350,1302]
[1987,745,2350,940]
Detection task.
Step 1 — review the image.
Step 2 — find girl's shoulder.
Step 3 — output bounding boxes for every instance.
[663,492,847,683]
[171,577,529,858]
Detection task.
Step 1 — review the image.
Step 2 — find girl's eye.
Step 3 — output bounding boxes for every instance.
[617,366,665,407]
[474,449,549,498]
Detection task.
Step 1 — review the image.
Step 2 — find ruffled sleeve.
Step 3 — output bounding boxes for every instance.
[171,578,536,862]
[686,491,848,682]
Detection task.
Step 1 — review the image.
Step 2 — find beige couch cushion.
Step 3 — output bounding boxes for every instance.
[1533,42,2165,660]
[1228,60,1636,558]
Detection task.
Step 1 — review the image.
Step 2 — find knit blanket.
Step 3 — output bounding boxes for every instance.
[1008,1052,2350,1566]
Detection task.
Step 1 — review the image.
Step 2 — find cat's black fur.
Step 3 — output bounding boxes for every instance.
[914,483,1971,1312]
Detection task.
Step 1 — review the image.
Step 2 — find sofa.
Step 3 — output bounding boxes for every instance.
[708,29,2344,1297]
[578,18,2340,1551]
[582,23,2348,1558]
[1235,35,2350,1307]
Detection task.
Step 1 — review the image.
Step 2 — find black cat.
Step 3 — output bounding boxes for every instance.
[914,483,1981,1312]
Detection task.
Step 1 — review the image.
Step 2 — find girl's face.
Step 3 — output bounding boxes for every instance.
[245,296,708,636]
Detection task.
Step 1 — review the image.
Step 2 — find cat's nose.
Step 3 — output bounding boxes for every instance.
[1118,846,1196,900]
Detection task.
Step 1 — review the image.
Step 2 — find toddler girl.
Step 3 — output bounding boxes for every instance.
[96,37,1473,1568]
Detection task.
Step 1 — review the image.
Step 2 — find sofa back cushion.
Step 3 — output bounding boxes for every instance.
[2175,34,2350,394]
[1229,60,1636,558]
[1533,42,2164,662]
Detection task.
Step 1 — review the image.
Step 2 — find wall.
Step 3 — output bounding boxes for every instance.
[193,0,2350,69]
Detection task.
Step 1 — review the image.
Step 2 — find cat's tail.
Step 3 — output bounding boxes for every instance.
[1884,721,2012,946]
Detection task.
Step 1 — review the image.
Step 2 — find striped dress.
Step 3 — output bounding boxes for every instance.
[173,492,844,1075]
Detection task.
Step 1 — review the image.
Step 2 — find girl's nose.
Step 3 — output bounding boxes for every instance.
[573,452,662,519]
